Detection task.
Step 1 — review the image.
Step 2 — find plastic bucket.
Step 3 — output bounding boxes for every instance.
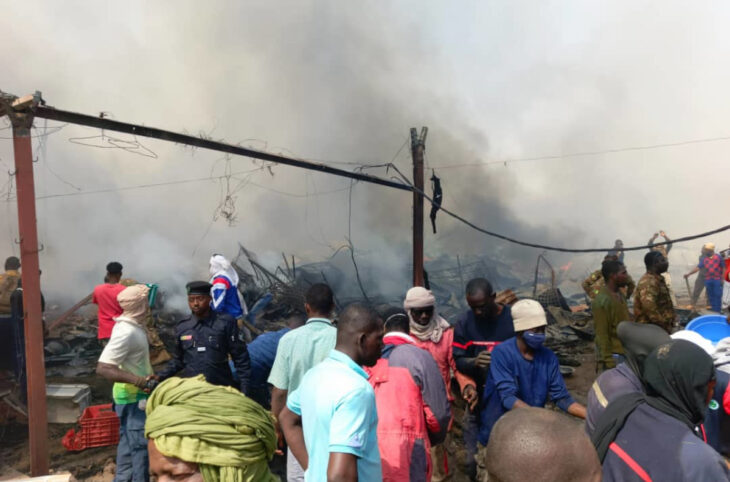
[686,315,730,345]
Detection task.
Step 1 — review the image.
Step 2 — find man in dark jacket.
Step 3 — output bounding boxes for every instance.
[157,281,251,394]
[10,275,45,403]
[246,315,304,408]
[452,278,514,478]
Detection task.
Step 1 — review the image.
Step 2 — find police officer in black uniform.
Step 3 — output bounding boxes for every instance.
[157,281,251,394]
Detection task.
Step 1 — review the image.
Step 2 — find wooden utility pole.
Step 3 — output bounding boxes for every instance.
[3,93,49,475]
[411,127,428,286]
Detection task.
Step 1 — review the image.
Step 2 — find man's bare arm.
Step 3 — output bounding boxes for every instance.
[271,387,288,417]
[511,399,530,410]
[96,362,149,388]
[271,387,289,449]
[280,406,308,470]
[567,402,587,419]
[327,452,358,482]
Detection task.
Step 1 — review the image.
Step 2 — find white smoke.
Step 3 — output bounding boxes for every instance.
[1,1,729,306]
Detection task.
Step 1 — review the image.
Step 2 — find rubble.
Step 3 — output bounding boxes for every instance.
[227,245,599,372]
[4,246,691,480]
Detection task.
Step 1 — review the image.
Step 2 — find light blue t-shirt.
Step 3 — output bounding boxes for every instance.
[287,349,382,482]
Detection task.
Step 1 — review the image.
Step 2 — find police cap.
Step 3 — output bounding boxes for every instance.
[186,281,212,296]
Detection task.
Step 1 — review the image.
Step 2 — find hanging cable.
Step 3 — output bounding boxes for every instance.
[386,163,730,253]
[429,134,730,170]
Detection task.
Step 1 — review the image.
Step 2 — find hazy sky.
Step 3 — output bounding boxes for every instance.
[1,1,729,303]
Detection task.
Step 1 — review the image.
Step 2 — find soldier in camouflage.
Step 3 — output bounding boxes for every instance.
[582,255,636,301]
[0,256,21,315]
[647,230,672,258]
[633,251,676,333]
[648,230,678,305]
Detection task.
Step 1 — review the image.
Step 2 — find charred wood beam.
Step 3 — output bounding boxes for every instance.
[47,293,93,332]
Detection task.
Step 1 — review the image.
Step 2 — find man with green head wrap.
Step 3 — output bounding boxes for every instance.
[145,375,279,482]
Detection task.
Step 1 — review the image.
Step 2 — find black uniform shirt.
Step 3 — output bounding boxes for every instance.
[157,310,251,394]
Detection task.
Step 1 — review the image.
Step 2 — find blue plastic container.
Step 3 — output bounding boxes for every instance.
[686,315,730,345]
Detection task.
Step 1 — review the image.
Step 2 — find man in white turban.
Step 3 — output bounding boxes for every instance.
[404,286,477,482]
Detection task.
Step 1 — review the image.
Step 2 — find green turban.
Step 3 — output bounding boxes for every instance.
[145,376,279,482]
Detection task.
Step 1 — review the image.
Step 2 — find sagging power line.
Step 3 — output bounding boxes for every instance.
[387,163,730,254]
[429,134,730,169]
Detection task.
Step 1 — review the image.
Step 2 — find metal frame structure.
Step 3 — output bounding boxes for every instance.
[0,92,49,476]
[0,90,427,474]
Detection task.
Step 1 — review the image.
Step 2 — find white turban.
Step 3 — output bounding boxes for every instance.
[404,287,450,343]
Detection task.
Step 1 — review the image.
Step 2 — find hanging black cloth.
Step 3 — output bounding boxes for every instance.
[429,170,442,234]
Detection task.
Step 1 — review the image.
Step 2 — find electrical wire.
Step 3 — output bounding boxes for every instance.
[387,163,730,253]
[242,180,350,198]
[429,134,730,169]
[36,118,82,191]
[5,116,727,254]
[1,167,267,202]
[0,124,67,139]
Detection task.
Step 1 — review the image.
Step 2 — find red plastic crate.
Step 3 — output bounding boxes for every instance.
[62,403,120,451]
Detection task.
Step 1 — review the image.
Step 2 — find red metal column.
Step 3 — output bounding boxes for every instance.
[12,111,49,476]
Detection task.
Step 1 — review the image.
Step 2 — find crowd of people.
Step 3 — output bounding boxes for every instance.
[2,241,730,481]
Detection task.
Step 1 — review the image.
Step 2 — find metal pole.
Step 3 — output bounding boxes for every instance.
[34,105,411,192]
[411,127,427,286]
[11,106,49,476]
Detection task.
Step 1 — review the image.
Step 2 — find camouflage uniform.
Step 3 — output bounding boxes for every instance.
[651,245,668,258]
[633,272,675,333]
[0,269,21,314]
[582,269,636,300]
[648,237,677,305]
[648,234,672,258]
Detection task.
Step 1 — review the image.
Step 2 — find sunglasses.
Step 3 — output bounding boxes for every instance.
[410,307,434,316]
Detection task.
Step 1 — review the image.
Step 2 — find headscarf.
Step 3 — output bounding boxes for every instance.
[115,284,150,324]
[404,286,450,343]
[592,339,716,461]
[209,254,239,286]
[145,376,278,482]
[617,321,671,382]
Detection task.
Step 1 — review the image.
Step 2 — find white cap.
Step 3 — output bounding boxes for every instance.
[512,299,547,332]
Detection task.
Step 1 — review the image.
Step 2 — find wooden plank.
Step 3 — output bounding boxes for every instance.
[47,293,92,332]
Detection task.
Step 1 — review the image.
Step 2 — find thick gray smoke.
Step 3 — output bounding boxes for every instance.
[1,2,729,308]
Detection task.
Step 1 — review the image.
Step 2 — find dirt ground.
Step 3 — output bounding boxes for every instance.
[0,350,597,481]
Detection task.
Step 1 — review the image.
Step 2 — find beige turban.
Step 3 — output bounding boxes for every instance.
[404,287,451,343]
[116,284,150,324]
